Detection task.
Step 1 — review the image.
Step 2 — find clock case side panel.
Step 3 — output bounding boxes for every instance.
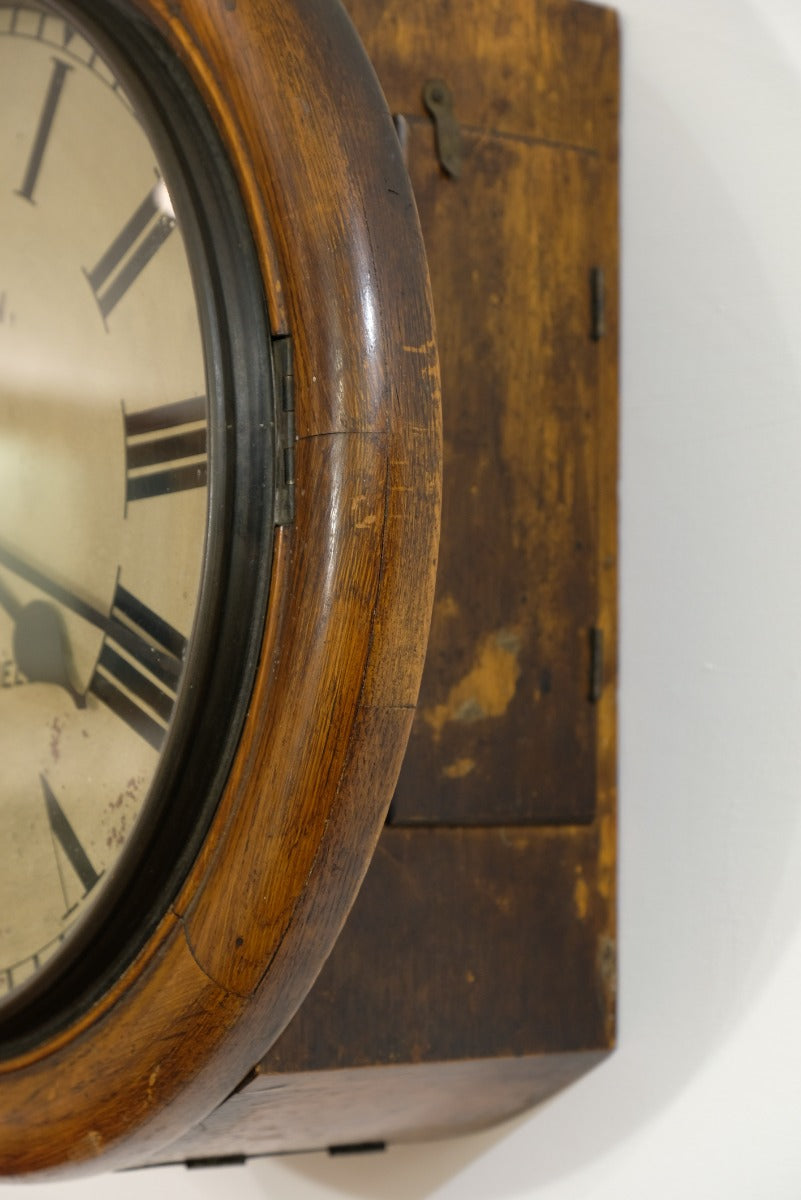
[0,0,441,1178]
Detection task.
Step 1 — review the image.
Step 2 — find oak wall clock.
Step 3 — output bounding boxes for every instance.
[0,0,441,1176]
[139,0,618,1163]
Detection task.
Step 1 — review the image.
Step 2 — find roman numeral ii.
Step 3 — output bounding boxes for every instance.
[85,181,175,320]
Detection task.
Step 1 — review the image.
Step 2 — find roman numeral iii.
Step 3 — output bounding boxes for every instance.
[124,396,208,503]
[89,584,187,751]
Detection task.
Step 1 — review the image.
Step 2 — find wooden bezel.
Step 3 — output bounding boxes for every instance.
[0,0,441,1176]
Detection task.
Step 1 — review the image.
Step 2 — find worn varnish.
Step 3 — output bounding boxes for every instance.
[145,0,620,1164]
[392,125,602,825]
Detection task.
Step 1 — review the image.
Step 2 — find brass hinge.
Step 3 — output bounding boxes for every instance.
[272,335,296,526]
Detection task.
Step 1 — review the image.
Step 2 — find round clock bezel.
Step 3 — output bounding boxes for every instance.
[0,0,442,1177]
[0,0,277,1050]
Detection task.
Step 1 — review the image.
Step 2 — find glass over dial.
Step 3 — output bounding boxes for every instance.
[0,3,209,1000]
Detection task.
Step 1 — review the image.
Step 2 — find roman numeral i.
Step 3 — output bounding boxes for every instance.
[16,57,72,204]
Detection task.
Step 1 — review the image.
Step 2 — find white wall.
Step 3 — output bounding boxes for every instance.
[8,0,801,1194]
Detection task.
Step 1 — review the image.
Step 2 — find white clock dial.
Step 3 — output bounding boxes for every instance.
[0,1,208,997]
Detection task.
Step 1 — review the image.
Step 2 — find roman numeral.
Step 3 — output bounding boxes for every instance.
[0,928,68,998]
[16,58,72,204]
[124,396,208,503]
[41,774,101,917]
[25,7,78,47]
[85,182,175,321]
[89,584,186,751]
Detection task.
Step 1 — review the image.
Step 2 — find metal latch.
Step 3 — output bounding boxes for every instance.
[422,79,463,179]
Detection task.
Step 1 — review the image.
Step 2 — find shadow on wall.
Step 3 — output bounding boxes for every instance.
[253,4,801,1197]
[249,1129,507,1200]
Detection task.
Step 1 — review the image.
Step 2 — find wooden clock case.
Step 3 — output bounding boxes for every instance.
[145,0,619,1163]
[0,0,618,1175]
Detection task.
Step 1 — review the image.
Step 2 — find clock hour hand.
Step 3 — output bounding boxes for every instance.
[0,546,98,708]
[0,542,186,721]
[0,574,22,624]
[14,601,87,709]
[0,590,86,709]
[0,542,108,634]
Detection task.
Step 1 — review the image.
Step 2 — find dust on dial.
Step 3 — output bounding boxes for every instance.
[0,3,209,1000]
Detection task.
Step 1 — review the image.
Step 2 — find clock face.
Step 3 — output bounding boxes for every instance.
[0,3,209,1000]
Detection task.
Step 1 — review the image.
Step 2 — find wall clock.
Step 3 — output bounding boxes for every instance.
[0,0,441,1176]
[136,0,618,1163]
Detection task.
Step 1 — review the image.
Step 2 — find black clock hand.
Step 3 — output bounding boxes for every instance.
[0,542,108,634]
[15,602,87,708]
[0,545,104,708]
[0,571,86,708]
[0,541,184,698]
[0,574,22,623]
